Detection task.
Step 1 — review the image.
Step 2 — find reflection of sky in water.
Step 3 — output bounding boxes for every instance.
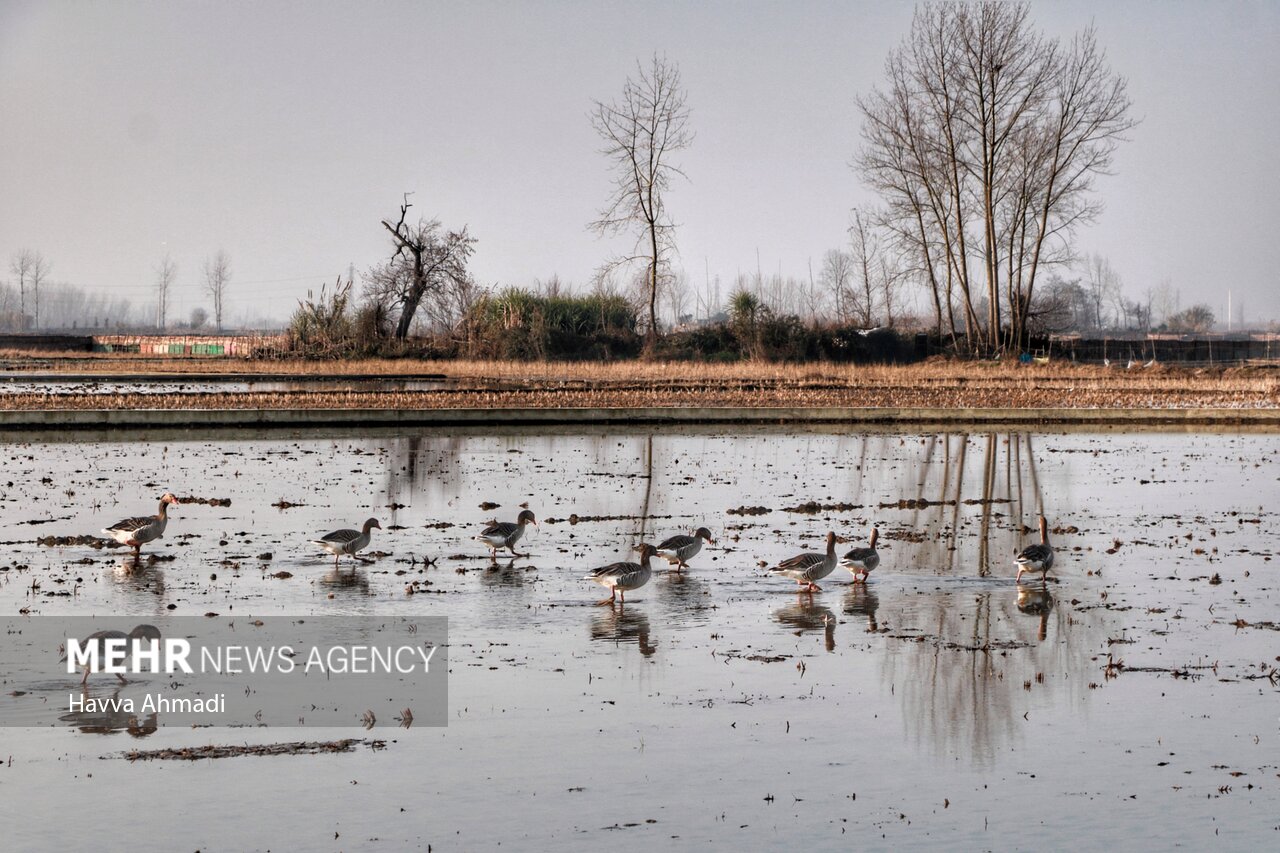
[2,427,1277,850]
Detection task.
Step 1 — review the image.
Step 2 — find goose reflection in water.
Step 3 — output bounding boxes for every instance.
[773,599,837,652]
[320,566,371,596]
[589,604,656,657]
[108,558,166,597]
[1016,581,1055,642]
[59,688,158,737]
[481,558,528,588]
[842,583,881,633]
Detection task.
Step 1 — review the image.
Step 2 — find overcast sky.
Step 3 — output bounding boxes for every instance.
[2,0,1277,326]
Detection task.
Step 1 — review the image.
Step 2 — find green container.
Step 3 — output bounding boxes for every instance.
[168,343,184,354]
[211,344,224,355]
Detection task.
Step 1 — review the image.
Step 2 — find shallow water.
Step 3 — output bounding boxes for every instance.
[2,426,1278,850]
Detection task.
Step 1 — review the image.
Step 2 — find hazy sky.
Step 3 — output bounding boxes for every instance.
[2,0,1277,325]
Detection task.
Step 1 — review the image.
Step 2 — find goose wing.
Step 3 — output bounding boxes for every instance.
[104,515,154,534]
[772,552,823,573]
[480,521,518,538]
[318,528,361,545]
[657,534,695,551]
[585,560,640,580]
[1016,543,1052,565]
[842,547,879,567]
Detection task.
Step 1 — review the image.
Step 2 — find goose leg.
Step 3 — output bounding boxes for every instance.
[116,673,127,685]
[1015,567,1024,583]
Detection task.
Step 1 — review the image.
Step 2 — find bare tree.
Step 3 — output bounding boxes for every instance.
[663,269,691,328]
[819,249,856,324]
[849,210,882,327]
[372,196,477,339]
[203,250,231,331]
[1167,304,1214,334]
[155,253,177,329]
[857,3,1135,352]
[9,249,51,328]
[1151,279,1179,328]
[1082,252,1120,329]
[590,54,693,354]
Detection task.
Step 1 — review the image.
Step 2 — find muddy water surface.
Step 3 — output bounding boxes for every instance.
[1,426,1277,850]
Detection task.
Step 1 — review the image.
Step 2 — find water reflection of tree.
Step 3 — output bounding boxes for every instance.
[896,432,1050,574]
[876,430,1108,766]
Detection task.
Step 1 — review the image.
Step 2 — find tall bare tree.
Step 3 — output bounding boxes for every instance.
[1082,252,1120,329]
[849,210,882,327]
[373,196,477,340]
[590,54,693,354]
[203,249,231,331]
[819,249,855,324]
[857,3,1135,352]
[9,249,50,328]
[155,253,177,329]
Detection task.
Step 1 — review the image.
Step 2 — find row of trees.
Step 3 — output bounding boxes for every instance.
[1034,255,1216,335]
[2,248,230,332]
[153,249,231,330]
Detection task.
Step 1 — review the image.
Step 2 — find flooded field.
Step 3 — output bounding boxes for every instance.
[2,425,1278,850]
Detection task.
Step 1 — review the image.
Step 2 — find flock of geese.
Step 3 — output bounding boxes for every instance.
[102,495,1057,603]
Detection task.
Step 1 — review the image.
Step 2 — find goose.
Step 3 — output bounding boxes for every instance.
[770,531,838,593]
[584,543,657,604]
[314,518,381,568]
[1015,515,1055,583]
[840,527,880,583]
[655,527,715,571]
[63,624,162,685]
[102,493,179,557]
[476,509,537,559]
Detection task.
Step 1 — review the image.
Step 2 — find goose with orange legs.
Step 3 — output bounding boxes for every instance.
[770,531,838,593]
[841,527,880,583]
[102,493,179,559]
[314,518,381,568]
[655,527,715,571]
[584,543,657,604]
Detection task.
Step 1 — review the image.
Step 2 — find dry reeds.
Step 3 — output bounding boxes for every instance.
[1,360,1275,410]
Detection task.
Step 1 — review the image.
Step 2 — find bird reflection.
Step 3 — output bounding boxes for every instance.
[589,604,656,657]
[773,599,837,652]
[320,566,371,596]
[842,583,881,633]
[481,558,527,588]
[59,688,158,737]
[657,568,710,607]
[1016,581,1055,642]
[107,559,166,597]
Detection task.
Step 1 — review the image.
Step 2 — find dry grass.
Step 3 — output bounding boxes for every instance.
[1,358,1276,410]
